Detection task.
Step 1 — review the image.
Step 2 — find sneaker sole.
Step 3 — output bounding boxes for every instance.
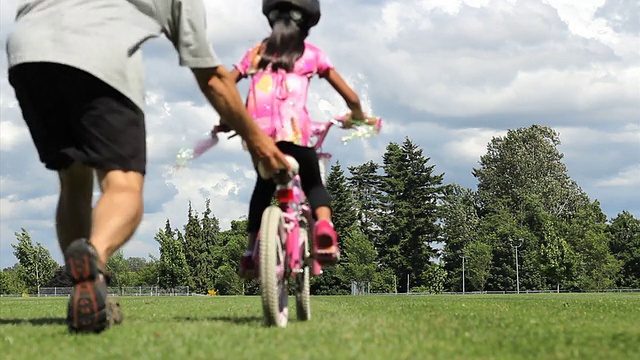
[65,240,108,333]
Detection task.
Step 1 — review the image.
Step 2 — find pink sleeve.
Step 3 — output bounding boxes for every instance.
[234,45,259,76]
[315,48,334,76]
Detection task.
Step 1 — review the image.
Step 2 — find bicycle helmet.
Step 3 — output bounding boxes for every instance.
[262,0,321,28]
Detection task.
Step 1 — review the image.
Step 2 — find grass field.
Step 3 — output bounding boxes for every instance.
[1,293,638,360]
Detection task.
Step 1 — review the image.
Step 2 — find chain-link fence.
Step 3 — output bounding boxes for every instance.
[0,286,191,297]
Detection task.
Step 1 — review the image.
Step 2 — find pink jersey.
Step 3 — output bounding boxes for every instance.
[234,42,334,147]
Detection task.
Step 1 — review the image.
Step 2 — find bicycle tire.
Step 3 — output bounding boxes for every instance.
[259,205,289,327]
[296,226,311,321]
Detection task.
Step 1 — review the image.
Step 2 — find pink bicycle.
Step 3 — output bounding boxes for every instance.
[252,116,381,327]
[175,113,381,327]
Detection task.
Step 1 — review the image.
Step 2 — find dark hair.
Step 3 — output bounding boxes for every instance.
[258,18,308,72]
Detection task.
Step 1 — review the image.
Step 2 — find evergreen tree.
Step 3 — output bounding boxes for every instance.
[375,138,445,291]
[183,202,210,294]
[201,199,221,290]
[325,161,358,238]
[348,161,381,242]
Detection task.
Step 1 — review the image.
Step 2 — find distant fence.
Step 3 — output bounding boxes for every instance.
[1,286,638,298]
[0,286,190,298]
[365,288,640,296]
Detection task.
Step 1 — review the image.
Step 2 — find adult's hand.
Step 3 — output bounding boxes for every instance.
[245,132,290,178]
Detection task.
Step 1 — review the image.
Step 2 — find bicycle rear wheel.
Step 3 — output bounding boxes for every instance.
[296,226,311,321]
[259,205,288,327]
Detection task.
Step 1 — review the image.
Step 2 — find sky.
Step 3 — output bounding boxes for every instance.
[0,0,638,268]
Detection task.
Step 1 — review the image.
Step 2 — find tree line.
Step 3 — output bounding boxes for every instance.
[2,124,638,295]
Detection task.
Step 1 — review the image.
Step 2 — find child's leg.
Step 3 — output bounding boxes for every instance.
[240,175,276,279]
[278,142,338,262]
[246,175,277,252]
[278,143,332,221]
[314,206,332,222]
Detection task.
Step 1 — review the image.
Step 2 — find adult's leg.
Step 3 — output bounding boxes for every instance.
[56,163,94,255]
[91,169,144,268]
[57,65,145,332]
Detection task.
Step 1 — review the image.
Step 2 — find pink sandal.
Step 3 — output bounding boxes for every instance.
[313,220,340,265]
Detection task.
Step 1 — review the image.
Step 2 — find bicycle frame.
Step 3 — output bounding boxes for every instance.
[253,117,348,278]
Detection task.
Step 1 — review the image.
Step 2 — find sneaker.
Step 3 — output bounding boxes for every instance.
[239,253,258,280]
[65,238,120,333]
[313,220,340,265]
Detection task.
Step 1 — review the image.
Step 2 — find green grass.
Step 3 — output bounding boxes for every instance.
[1,294,639,359]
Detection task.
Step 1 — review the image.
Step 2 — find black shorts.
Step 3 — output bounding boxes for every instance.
[8,62,146,174]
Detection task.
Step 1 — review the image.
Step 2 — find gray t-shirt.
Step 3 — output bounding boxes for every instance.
[6,0,221,110]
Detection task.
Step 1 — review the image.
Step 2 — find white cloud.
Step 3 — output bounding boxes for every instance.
[0,120,29,151]
[444,128,507,163]
[0,0,638,266]
[596,165,640,187]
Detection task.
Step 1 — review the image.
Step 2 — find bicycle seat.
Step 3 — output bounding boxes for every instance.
[258,155,300,182]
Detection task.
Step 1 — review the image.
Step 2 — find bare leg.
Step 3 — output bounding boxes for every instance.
[89,169,144,268]
[57,163,94,254]
[314,206,332,223]
[61,165,141,332]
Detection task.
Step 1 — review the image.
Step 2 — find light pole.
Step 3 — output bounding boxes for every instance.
[459,252,466,294]
[34,247,40,297]
[510,238,523,294]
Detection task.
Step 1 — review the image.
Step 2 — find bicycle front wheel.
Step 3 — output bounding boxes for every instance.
[296,225,311,321]
[259,205,288,327]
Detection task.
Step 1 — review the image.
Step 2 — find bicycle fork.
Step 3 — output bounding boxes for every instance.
[275,179,306,277]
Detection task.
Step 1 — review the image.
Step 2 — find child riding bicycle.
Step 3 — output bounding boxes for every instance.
[218,0,377,279]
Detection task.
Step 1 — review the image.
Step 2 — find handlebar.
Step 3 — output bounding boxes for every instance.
[174,115,381,171]
[212,115,382,151]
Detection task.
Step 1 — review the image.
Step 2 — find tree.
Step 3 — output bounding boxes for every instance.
[183,201,215,294]
[11,228,58,294]
[201,198,222,290]
[106,250,131,293]
[215,219,247,295]
[471,125,598,291]
[474,125,588,219]
[320,162,362,295]
[156,220,190,291]
[126,257,148,274]
[608,211,640,287]
[375,138,445,291]
[567,202,621,290]
[478,202,521,291]
[464,241,492,292]
[532,206,577,292]
[348,161,381,242]
[441,184,480,291]
[325,161,358,238]
[0,267,27,295]
[338,226,377,293]
[421,263,447,294]
[45,266,73,288]
[137,255,160,286]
